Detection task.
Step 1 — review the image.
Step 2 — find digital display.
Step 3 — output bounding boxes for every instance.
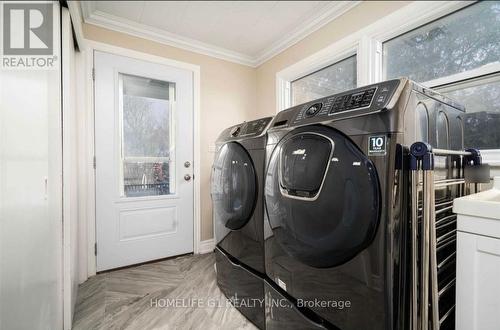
[240,118,271,136]
[351,92,364,103]
[329,88,376,114]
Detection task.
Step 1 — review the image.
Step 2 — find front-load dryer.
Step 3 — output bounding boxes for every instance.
[211,116,274,329]
[263,78,465,329]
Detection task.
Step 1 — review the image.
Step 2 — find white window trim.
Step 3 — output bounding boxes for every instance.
[422,63,500,89]
[434,72,500,94]
[276,0,481,112]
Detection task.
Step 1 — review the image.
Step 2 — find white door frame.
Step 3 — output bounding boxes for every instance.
[82,40,201,277]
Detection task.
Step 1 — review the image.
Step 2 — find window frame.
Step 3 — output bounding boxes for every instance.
[117,73,177,198]
[276,0,500,158]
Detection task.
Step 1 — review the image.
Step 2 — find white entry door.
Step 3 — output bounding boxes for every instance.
[95,51,194,271]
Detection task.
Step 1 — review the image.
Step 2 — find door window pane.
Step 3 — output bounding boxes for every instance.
[119,73,175,197]
[441,79,500,149]
[291,55,357,106]
[384,1,500,82]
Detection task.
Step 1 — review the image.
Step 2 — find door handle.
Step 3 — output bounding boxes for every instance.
[44,176,48,200]
[184,174,192,181]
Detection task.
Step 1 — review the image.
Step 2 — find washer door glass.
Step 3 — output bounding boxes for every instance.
[279,134,332,199]
[265,125,380,268]
[212,142,257,230]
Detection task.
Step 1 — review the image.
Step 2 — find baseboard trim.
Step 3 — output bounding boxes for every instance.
[198,239,215,254]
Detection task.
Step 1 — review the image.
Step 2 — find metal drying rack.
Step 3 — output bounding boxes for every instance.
[409,142,483,330]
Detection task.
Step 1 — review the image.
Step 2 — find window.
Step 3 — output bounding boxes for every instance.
[383,1,500,83]
[119,73,176,197]
[441,78,500,149]
[291,55,357,106]
[383,2,500,150]
[441,78,500,115]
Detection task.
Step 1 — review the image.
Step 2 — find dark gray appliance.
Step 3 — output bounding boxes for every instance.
[263,78,464,329]
[211,116,273,329]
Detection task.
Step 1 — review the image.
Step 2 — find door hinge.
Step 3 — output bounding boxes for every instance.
[93,156,96,169]
[92,67,95,81]
[94,243,97,256]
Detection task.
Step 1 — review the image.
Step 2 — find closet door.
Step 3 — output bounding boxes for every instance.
[62,6,79,329]
[0,2,63,329]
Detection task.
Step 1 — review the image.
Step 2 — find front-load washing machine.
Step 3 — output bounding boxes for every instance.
[263,78,464,329]
[211,116,274,329]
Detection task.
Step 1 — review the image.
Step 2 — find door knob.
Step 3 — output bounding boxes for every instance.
[184,174,192,181]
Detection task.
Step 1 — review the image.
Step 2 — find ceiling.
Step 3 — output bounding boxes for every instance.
[80,1,360,67]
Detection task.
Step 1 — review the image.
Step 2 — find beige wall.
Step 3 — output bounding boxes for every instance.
[83,1,410,241]
[255,1,410,118]
[83,24,257,241]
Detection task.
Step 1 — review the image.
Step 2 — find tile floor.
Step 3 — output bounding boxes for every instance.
[72,253,257,330]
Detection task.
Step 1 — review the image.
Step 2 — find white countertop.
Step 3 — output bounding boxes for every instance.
[453,177,500,221]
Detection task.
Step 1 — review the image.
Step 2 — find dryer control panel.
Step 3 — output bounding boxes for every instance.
[292,79,401,124]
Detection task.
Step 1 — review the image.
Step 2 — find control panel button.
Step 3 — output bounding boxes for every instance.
[230,126,241,137]
[305,103,322,117]
[376,93,387,103]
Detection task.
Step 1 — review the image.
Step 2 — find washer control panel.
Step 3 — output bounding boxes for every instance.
[292,79,401,124]
[233,117,273,137]
[329,88,376,114]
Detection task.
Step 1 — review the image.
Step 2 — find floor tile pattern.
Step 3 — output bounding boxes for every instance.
[73,253,257,330]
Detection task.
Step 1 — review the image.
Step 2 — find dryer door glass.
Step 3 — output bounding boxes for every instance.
[265,126,381,268]
[212,142,256,230]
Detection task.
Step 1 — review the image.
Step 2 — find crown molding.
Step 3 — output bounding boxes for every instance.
[253,1,361,66]
[79,1,360,68]
[80,3,255,66]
